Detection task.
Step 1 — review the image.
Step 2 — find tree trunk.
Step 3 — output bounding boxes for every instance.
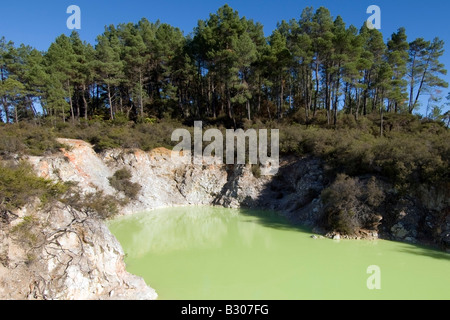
[207,76,212,117]
[304,72,309,121]
[380,104,384,137]
[325,72,331,125]
[412,62,430,114]
[363,71,370,116]
[265,87,272,121]
[2,96,9,124]
[119,92,123,114]
[76,90,81,121]
[345,83,351,115]
[313,62,320,117]
[333,74,340,126]
[363,92,367,116]
[212,81,217,119]
[355,88,361,121]
[372,87,378,113]
[14,104,18,123]
[62,103,66,124]
[68,81,75,124]
[82,84,88,121]
[139,70,144,118]
[408,54,416,113]
[107,83,114,120]
[279,76,284,119]
[257,76,261,113]
[226,85,231,119]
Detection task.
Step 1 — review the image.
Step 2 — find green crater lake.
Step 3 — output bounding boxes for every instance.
[108,206,450,300]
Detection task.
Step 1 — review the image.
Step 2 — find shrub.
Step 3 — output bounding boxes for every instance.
[79,191,120,219]
[11,215,41,248]
[321,174,363,235]
[61,189,123,220]
[365,177,385,207]
[321,174,389,235]
[0,161,69,211]
[108,168,142,200]
[251,164,261,179]
[279,123,305,155]
[0,122,62,156]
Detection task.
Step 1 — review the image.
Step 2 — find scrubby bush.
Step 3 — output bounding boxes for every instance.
[321,174,362,235]
[274,116,449,192]
[251,164,262,178]
[78,191,120,219]
[0,161,69,212]
[57,119,185,153]
[11,215,40,248]
[0,122,62,156]
[365,176,386,207]
[108,168,142,200]
[321,174,387,236]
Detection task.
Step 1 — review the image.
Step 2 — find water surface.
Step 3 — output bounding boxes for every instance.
[108,206,450,300]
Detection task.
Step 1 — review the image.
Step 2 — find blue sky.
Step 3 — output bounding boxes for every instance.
[1,0,449,115]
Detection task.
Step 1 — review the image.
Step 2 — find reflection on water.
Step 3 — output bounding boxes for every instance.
[108,206,450,300]
[112,207,235,255]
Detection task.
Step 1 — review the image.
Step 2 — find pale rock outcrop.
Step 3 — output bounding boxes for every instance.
[0,201,157,300]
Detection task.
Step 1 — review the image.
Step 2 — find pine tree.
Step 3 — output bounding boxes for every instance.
[386,28,409,113]
[119,21,149,119]
[95,25,125,120]
[311,7,334,121]
[267,30,291,119]
[408,37,448,113]
[70,31,94,120]
[0,37,15,122]
[45,34,77,123]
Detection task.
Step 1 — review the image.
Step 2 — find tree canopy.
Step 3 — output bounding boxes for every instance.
[0,5,448,126]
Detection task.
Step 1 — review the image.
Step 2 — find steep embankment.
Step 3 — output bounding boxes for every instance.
[28,139,325,217]
[31,138,448,247]
[0,200,157,300]
[1,138,448,299]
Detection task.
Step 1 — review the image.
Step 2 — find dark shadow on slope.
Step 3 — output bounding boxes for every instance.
[213,156,326,234]
[238,208,313,234]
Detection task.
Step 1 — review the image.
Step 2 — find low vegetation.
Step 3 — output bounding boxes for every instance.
[108,168,142,200]
[321,174,385,236]
[0,160,127,223]
[1,113,448,233]
[0,161,69,211]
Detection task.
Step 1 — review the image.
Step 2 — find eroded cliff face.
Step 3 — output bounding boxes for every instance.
[0,199,157,300]
[1,138,448,299]
[28,139,326,221]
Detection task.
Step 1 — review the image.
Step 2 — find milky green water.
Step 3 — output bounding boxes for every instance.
[108,206,450,300]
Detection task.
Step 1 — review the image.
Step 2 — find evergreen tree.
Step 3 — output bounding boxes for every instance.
[408,37,448,113]
[386,28,409,113]
[95,25,125,119]
[45,34,77,123]
[0,5,448,127]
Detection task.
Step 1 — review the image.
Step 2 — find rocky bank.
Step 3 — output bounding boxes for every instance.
[0,138,448,299]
